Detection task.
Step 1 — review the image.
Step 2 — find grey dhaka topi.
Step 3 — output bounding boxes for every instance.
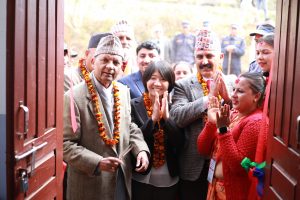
[94,35,124,60]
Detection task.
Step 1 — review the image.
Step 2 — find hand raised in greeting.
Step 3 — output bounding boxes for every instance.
[160,91,169,120]
[207,96,220,123]
[151,92,161,123]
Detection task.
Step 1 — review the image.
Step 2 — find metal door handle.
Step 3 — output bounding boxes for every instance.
[297,116,300,144]
[15,142,47,161]
[18,101,29,138]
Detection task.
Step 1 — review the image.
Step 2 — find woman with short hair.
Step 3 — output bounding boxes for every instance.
[131,60,183,200]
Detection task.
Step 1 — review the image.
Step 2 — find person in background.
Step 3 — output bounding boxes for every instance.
[111,19,138,77]
[151,24,172,64]
[64,33,111,92]
[221,24,246,76]
[171,21,196,65]
[256,34,274,78]
[118,41,161,99]
[170,28,234,200]
[63,35,149,200]
[197,72,267,200]
[247,34,274,199]
[248,23,275,73]
[131,60,184,200]
[255,0,269,21]
[173,61,193,81]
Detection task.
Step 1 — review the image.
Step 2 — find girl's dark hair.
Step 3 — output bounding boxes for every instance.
[142,60,175,93]
[239,72,266,106]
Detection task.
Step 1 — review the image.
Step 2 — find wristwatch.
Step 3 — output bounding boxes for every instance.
[218,126,228,134]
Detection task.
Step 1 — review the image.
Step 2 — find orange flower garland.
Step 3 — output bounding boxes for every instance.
[143,93,165,168]
[197,72,209,96]
[79,58,90,77]
[80,59,121,146]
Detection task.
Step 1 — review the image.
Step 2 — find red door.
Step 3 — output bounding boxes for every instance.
[264,0,300,199]
[6,0,64,199]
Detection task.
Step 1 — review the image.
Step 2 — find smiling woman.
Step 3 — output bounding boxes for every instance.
[197,72,268,200]
[130,60,184,200]
[256,34,274,73]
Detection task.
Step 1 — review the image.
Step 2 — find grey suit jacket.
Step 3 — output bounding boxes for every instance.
[170,75,235,181]
[63,76,149,200]
[170,75,208,181]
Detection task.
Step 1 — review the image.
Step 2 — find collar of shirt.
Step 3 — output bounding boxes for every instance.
[92,73,113,104]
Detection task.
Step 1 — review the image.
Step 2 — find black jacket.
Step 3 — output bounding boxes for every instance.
[131,96,184,177]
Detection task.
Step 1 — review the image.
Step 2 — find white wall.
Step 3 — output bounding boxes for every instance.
[0,0,7,198]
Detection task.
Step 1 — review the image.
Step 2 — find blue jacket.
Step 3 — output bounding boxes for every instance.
[221,35,246,76]
[171,33,196,64]
[248,60,262,73]
[118,71,145,99]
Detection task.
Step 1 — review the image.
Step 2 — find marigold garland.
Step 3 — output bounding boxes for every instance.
[197,72,209,96]
[80,59,121,146]
[143,93,165,168]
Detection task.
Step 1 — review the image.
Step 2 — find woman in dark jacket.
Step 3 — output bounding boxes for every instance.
[130,60,184,200]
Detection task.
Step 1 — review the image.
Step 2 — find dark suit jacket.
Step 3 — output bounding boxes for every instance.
[118,71,144,99]
[131,96,184,177]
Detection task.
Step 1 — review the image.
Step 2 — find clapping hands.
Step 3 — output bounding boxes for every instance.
[207,96,231,128]
[209,72,230,102]
[151,91,169,123]
[207,96,220,123]
[216,104,230,128]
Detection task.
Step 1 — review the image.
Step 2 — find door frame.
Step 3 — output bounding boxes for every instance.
[0,0,7,198]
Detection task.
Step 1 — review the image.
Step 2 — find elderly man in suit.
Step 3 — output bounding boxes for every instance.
[63,35,150,200]
[118,41,160,99]
[170,29,233,200]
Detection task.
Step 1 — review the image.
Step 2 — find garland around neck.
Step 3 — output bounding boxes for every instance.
[143,93,165,168]
[80,59,121,146]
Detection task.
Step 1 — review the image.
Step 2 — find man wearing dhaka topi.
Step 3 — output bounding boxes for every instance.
[63,35,150,200]
[170,28,235,200]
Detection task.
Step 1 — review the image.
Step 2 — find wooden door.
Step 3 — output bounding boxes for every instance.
[264,0,300,199]
[6,0,64,199]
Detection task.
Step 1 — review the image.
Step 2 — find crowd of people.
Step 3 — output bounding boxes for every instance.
[62,19,275,200]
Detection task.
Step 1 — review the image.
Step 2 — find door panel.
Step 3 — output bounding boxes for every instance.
[264,0,300,199]
[27,0,37,141]
[7,0,64,199]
